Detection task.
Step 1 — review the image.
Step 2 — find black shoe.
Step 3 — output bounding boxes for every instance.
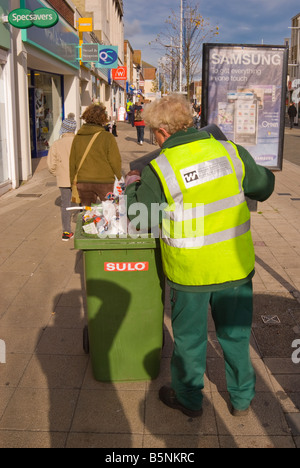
[159,386,203,418]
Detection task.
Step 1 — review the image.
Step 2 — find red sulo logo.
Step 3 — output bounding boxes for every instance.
[104,262,149,272]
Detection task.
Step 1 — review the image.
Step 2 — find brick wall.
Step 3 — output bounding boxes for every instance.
[47,0,75,27]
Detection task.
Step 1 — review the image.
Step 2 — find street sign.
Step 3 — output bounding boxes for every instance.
[8,8,59,29]
[81,43,99,62]
[78,17,93,32]
[96,46,118,69]
[112,66,127,80]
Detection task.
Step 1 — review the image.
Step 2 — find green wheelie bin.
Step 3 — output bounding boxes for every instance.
[74,215,165,382]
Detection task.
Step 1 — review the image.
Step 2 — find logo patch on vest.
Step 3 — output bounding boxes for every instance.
[180,157,233,189]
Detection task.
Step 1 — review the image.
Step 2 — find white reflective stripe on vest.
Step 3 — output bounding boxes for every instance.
[218,141,244,192]
[165,192,245,222]
[155,153,183,205]
[161,219,251,248]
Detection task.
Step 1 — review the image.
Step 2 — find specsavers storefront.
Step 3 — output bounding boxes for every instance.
[13,0,80,178]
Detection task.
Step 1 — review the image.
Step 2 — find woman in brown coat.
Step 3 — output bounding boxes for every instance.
[69,104,122,206]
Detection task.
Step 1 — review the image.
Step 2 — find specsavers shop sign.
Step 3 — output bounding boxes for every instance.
[8,8,59,29]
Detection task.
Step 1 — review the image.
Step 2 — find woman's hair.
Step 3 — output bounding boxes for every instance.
[81,103,108,126]
[143,94,194,134]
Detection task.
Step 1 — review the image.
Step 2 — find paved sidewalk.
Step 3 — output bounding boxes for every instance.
[0,122,299,448]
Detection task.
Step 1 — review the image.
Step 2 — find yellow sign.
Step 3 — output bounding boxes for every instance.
[78,18,93,32]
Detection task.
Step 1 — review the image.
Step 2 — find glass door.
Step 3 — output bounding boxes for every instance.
[28,70,63,158]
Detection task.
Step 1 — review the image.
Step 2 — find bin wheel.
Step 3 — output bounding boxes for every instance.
[83,325,90,354]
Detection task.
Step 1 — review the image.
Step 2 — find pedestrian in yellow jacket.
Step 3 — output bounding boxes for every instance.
[47,113,77,241]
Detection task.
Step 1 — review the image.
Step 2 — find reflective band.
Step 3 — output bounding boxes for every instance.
[155,153,183,204]
[218,141,244,192]
[162,219,251,248]
[165,192,246,222]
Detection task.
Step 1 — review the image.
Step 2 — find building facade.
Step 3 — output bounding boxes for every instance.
[1,0,126,195]
[72,0,125,117]
[0,0,18,195]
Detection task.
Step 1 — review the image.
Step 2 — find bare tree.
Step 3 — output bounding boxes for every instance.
[150,1,219,97]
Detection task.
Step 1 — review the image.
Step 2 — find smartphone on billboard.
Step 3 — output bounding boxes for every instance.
[218,102,235,137]
[234,93,258,146]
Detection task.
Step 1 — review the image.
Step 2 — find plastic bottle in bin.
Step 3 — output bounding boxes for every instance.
[94,216,107,236]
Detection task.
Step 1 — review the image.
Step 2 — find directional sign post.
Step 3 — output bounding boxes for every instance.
[81,43,99,62]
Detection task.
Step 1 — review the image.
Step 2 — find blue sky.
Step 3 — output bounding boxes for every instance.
[123,0,299,67]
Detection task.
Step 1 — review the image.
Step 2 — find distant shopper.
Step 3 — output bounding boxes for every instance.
[127,98,134,127]
[69,103,122,206]
[288,102,297,129]
[47,113,77,242]
[134,100,145,145]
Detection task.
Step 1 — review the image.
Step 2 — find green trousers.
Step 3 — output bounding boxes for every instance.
[170,280,256,411]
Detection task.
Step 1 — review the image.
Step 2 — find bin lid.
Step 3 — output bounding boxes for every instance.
[74,216,160,250]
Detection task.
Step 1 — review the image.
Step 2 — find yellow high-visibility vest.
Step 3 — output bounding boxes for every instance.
[150,135,255,286]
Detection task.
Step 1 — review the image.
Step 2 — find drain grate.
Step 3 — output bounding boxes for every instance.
[16,193,42,198]
[277,193,291,196]
[261,315,281,324]
[291,198,300,201]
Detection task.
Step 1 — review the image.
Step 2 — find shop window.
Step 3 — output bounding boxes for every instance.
[0,65,9,184]
[28,70,63,158]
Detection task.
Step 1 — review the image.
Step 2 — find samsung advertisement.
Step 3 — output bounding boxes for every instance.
[202,44,289,170]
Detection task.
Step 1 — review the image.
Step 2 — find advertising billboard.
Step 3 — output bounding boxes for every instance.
[202,44,288,170]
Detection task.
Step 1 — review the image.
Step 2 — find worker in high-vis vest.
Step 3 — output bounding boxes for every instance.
[125,94,275,418]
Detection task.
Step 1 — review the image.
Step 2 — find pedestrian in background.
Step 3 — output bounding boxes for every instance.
[134,99,145,145]
[127,97,135,127]
[288,102,297,129]
[47,113,77,242]
[125,94,275,418]
[69,103,122,206]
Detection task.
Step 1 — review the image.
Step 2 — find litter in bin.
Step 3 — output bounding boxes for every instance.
[70,177,127,238]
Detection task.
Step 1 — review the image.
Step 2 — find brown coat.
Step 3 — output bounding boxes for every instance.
[47,133,75,187]
[69,124,122,184]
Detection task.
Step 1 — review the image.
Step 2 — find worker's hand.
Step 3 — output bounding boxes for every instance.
[125,170,141,187]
